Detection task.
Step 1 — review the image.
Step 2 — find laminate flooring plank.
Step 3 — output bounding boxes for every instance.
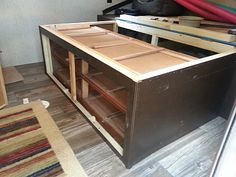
[159,118,226,177]
[200,116,226,132]
[77,142,116,177]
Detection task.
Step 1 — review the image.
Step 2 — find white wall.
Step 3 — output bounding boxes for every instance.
[0,0,122,67]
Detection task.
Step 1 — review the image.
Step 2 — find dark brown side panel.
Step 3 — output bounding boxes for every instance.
[125,54,236,168]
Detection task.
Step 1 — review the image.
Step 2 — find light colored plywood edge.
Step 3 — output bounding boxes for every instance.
[43,21,116,31]
[161,50,195,62]
[119,14,173,29]
[81,60,89,99]
[116,20,234,53]
[68,52,77,101]
[151,35,159,45]
[0,66,7,109]
[140,15,236,27]
[67,31,108,37]
[113,23,118,33]
[48,73,123,155]
[41,35,53,74]
[119,15,236,42]
[170,24,236,42]
[142,16,236,42]
[138,49,236,81]
[40,25,140,82]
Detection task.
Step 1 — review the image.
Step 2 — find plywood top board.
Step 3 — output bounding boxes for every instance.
[2,66,24,85]
[40,21,236,82]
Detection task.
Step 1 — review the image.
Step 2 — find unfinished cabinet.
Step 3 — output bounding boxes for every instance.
[40,20,236,168]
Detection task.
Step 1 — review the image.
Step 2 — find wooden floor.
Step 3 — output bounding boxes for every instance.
[6,62,226,177]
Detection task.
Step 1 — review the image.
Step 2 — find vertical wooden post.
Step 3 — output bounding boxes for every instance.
[113,23,118,33]
[151,35,159,46]
[81,60,89,99]
[41,35,53,74]
[68,52,77,101]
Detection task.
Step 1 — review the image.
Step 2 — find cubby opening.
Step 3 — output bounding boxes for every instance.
[77,63,128,146]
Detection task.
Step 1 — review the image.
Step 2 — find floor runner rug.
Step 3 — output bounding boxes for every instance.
[0,101,86,177]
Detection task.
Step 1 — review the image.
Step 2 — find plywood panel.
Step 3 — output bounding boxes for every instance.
[2,66,24,84]
[96,43,153,59]
[72,34,120,46]
[119,53,186,74]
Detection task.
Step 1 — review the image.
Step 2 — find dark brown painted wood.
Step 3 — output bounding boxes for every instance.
[124,54,236,168]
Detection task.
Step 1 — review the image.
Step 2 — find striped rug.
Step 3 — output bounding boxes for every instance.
[0,101,87,177]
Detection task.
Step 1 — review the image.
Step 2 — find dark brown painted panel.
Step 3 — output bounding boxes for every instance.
[125,54,236,168]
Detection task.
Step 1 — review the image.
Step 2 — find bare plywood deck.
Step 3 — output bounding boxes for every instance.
[6,63,225,177]
[42,25,198,78]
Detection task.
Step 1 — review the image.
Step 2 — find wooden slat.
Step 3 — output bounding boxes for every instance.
[68,52,77,101]
[120,15,236,42]
[67,31,108,37]
[91,40,129,49]
[116,19,235,53]
[161,50,196,62]
[51,21,115,31]
[82,74,127,113]
[113,48,164,61]
[81,60,89,99]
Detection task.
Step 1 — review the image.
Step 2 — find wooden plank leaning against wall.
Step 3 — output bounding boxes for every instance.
[0,53,8,109]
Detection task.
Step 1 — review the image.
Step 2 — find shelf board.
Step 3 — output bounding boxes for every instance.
[83,73,128,112]
[83,95,125,146]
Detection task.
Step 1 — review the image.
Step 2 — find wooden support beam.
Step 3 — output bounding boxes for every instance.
[81,60,89,99]
[113,48,164,61]
[161,51,196,62]
[113,23,118,33]
[68,52,77,101]
[91,41,128,49]
[41,35,53,74]
[67,31,108,37]
[151,35,159,46]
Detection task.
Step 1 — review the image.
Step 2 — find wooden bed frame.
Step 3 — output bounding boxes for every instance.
[40,19,236,168]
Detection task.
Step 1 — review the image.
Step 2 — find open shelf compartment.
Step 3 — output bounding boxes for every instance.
[77,62,128,147]
[82,95,125,146]
[83,72,128,112]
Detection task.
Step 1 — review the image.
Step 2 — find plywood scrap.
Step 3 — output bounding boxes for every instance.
[2,66,24,85]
